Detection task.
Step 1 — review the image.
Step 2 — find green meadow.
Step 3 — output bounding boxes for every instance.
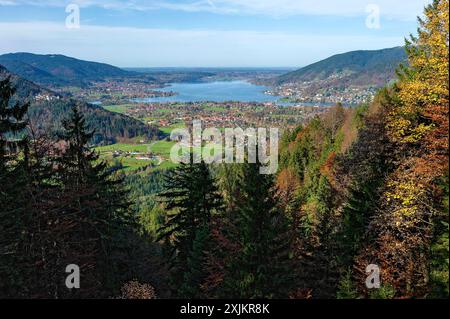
[103,104,134,114]
[159,122,186,135]
[150,140,177,158]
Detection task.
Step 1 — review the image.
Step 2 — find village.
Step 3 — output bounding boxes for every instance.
[62,78,177,105]
[266,77,378,105]
[125,100,329,132]
[92,99,330,173]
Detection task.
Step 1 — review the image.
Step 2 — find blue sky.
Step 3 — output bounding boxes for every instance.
[0,0,431,67]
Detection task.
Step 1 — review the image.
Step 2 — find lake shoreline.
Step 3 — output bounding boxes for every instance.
[129,80,334,107]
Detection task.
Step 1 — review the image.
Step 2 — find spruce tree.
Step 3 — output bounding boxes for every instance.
[0,77,76,298]
[0,77,30,297]
[55,106,134,297]
[157,160,222,297]
[179,226,211,298]
[309,176,340,298]
[219,162,294,299]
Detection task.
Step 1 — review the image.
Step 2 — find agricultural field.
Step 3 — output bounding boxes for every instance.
[103,104,135,114]
[95,140,179,173]
[159,122,186,135]
[150,140,177,157]
[94,136,213,173]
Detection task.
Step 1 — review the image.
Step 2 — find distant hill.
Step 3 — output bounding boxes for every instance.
[0,53,134,87]
[0,65,159,144]
[275,47,407,87]
[0,64,53,98]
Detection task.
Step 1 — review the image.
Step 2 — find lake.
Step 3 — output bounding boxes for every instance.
[132,80,281,103]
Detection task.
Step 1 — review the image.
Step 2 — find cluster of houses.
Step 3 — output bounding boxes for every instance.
[112,150,162,162]
[269,80,377,105]
[35,93,60,102]
[122,100,329,134]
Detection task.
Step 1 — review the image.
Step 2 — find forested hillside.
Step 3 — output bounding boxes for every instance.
[275,47,406,87]
[28,99,161,144]
[152,0,448,298]
[0,65,51,99]
[0,0,448,299]
[0,53,134,86]
[0,65,160,144]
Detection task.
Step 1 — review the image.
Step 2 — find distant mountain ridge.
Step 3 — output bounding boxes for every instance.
[0,53,134,87]
[275,47,407,87]
[0,64,158,144]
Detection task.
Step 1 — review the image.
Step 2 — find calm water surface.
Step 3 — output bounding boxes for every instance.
[133,80,280,103]
[129,80,334,107]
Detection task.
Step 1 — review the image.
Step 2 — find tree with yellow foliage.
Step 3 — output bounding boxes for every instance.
[356,0,449,298]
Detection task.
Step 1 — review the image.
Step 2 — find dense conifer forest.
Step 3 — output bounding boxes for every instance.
[0,0,448,299]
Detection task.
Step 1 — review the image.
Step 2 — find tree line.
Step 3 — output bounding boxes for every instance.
[154,0,448,299]
[0,79,169,298]
[0,0,448,299]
